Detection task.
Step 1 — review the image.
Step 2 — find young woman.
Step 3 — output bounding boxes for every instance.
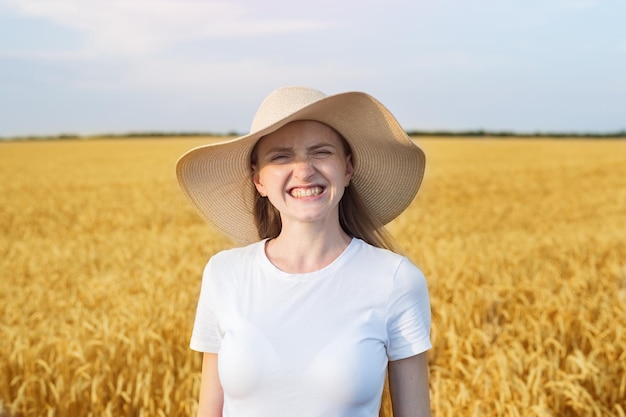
[176,86,432,417]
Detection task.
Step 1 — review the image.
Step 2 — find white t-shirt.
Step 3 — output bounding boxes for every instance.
[190,238,431,417]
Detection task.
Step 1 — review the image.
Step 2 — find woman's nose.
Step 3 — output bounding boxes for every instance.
[292,156,315,179]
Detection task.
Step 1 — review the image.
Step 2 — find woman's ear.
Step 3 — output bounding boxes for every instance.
[252,164,266,197]
[345,154,354,186]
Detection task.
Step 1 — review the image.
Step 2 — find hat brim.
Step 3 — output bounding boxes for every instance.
[176,91,425,244]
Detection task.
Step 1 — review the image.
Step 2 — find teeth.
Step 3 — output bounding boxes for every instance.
[290,187,323,198]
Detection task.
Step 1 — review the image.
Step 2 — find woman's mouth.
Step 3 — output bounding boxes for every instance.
[289,186,324,198]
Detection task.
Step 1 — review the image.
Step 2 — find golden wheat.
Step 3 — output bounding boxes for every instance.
[1,137,625,416]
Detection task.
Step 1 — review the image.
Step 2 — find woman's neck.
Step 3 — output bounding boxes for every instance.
[265,224,352,274]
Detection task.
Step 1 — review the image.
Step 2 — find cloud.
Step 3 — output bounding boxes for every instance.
[0,0,355,101]
[0,0,330,58]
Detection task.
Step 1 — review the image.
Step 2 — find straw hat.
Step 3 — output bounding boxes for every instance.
[176,86,425,244]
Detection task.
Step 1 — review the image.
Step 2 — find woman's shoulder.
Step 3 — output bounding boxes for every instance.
[213,240,261,257]
[352,238,406,263]
[351,238,425,278]
[208,240,264,266]
[201,241,265,287]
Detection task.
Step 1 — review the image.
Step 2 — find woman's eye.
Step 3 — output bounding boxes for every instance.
[313,149,332,157]
[270,154,289,162]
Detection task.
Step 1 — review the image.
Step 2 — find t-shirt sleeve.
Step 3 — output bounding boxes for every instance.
[385,258,432,361]
[189,258,223,353]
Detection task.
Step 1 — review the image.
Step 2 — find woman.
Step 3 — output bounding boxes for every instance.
[176,86,432,417]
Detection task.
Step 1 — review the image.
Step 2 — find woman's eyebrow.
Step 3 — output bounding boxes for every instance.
[264,142,336,153]
[264,146,293,154]
[307,142,336,151]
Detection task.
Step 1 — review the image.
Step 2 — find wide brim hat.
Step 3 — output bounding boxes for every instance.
[176,86,425,244]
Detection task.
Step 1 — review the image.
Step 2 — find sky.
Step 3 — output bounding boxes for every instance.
[0,0,625,137]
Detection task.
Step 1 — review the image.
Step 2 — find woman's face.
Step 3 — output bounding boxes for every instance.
[252,120,354,228]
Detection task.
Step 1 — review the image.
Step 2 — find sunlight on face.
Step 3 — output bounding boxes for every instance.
[252,120,353,226]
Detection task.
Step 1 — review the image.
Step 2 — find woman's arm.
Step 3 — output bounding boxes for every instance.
[388,352,431,417]
[197,353,224,417]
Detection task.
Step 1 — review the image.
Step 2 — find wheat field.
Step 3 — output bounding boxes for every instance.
[1,137,625,416]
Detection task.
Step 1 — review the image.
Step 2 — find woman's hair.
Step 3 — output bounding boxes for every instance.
[250,128,396,251]
[338,184,396,251]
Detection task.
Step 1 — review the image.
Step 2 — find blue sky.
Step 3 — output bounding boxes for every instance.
[1,0,624,137]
